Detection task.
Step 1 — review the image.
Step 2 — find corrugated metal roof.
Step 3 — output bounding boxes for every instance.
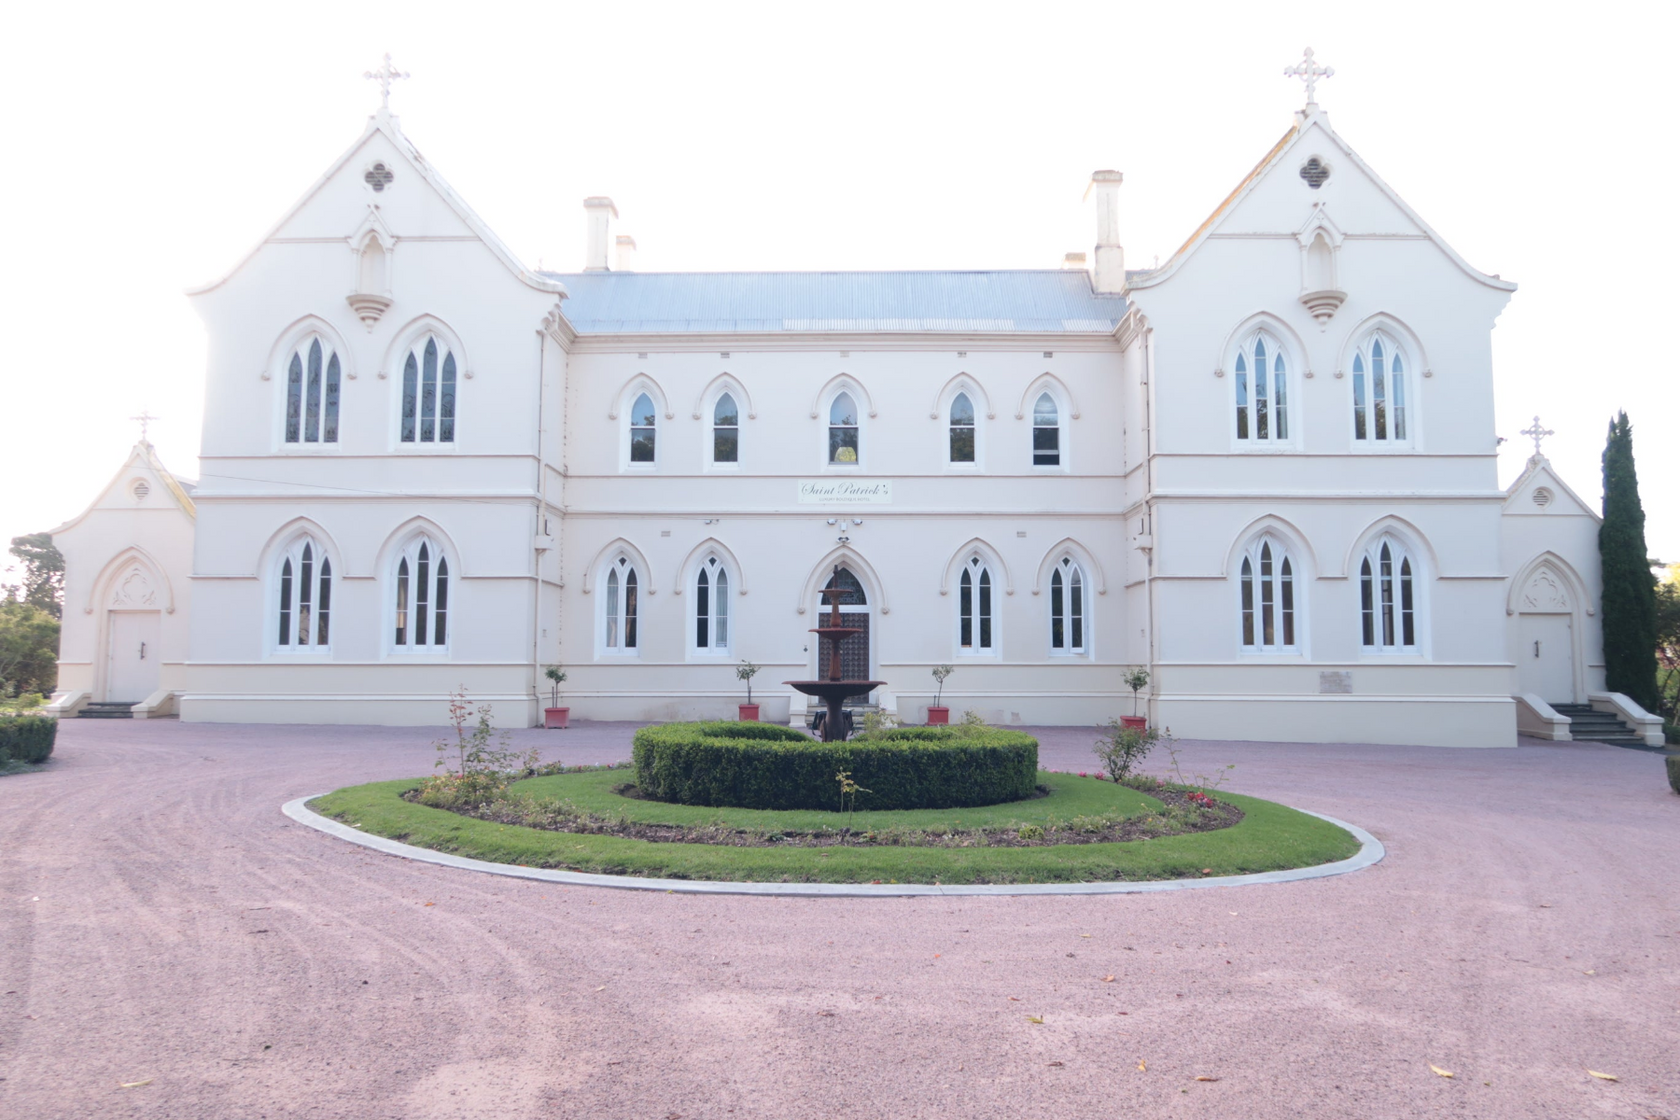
[536,269,1129,335]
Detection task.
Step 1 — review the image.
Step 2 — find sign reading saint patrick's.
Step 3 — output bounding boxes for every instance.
[797,480,893,504]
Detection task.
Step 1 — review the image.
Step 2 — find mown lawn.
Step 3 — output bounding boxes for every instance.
[310,771,1359,885]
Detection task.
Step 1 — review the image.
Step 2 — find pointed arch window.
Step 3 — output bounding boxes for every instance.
[958,555,994,653]
[284,337,342,444]
[1352,332,1410,444]
[604,556,640,652]
[1239,537,1297,651]
[629,393,657,463]
[828,392,860,464]
[1234,332,1290,443]
[712,393,739,464]
[1049,556,1086,654]
[400,336,457,444]
[393,537,450,649]
[275,537,332,650]
[1032,393,1061,466]
[1360,537,1417,652]
[949,392,976,464]
[694,556,731,652]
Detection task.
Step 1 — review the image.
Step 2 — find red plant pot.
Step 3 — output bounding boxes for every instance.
[1120,715,1147,731]
[927,706,950,726]
[737,703,761,721]
[544,706,570,730]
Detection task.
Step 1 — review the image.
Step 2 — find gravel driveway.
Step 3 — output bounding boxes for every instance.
[1,719,1675,1119]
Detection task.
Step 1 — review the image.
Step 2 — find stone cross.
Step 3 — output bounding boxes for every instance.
[364,53,409,111]
[1520,415,1555,457]
[1284,47,1334,108]
[130,411,157,442]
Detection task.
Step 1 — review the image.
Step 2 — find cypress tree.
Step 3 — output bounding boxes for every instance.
[1598,411,1660,711]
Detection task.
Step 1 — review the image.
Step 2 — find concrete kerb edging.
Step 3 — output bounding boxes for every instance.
[282,795,1386,897]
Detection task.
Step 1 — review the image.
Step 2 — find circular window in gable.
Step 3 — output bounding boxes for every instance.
[364,162,395,192]
[132,479,150,502]
[1532,486,1554,508]
[1299,157,1330,189]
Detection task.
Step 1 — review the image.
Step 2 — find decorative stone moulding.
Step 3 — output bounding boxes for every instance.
[346,293,392,329]
[1299,288,1346,325]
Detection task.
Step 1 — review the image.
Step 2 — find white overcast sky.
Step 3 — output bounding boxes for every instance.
[1,0,1675,576]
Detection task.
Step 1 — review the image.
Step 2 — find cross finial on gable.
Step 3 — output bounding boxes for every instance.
[364,53,409,112]
[1284,47,1334,109]
[130,411,158,443]
[1520,415,1555,459]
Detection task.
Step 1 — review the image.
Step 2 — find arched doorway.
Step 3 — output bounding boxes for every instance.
[102,560,163,702]
[1512,559,1580,704]
[813,567,873,707]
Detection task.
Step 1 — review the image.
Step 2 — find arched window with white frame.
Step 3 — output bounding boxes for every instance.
[1032,392,1062,467]
[629,393,657,463]
[275,536,332,650]
[949,392,976,464]
[1049,556,1086,654]
[958,554,994,653]
[393,536,450,650]
[603,555,640,652]
[1239,536,1297,652]
[1351,332,1410,444]
[712,393,739,464]
[284,337,342,445]
[1359,536,1417,652]
[828,391,860,465]
[1233,331,1290,444]
[693,555,730,652]
[400,335,458,444]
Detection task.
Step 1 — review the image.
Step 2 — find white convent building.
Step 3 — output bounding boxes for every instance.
[48,57,1665,749]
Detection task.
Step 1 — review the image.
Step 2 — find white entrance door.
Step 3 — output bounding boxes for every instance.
[1517,614,1574,704]
[106,612,161,702]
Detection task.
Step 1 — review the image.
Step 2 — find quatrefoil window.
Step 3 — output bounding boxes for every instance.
[1299,157,1329,189]
[364,163,395,192]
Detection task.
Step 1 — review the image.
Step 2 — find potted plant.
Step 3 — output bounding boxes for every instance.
[736,660,762,721]
[928,664,955,725]
[543,665,569,729]
[1121,666,1150,730]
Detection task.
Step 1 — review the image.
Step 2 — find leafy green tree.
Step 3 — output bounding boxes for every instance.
[1655,565,1679,723]
[1598,412,1659,711]
[0,599,59,697]
[8,533,64,620]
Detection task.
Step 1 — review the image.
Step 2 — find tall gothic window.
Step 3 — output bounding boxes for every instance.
[958,555,994,652]
[694,556,730,651]
[284,337,341,444]
[949,392,976,463]
[276,536,331,649]
[1352,332,1409,444]
[828,392,859,464]
[400,336,457,444]
[393,537,450,649]
[712,393,739,464]
[1239,537,1296,651]
[1360,537,1417,652]
[1234,332,1289,443]
[1049,556,1086,653]
[604,556,639,651]
[629,393,657,463]
[1032,393,1061,466]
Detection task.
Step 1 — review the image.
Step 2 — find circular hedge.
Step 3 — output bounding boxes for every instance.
[630,721,1040,811]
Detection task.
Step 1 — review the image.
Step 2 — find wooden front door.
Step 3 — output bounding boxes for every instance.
[106,611,161,702]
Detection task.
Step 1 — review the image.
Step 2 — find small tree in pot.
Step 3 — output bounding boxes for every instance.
[928,664,955,725]
[736,660,762,721]
[543,665,569,729]
[1121,666,1150,729]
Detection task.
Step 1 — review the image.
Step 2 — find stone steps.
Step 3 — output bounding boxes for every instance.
[77,702,136,719]
[1551,704,1647,746]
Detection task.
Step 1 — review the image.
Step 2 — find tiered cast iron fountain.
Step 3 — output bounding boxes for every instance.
[786,566,887,742]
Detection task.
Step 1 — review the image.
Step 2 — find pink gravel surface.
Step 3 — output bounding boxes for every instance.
[1,719,1677,1120]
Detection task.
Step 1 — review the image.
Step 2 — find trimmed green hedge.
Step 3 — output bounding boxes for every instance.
[0,715,56,765]
[631,721,1038,811]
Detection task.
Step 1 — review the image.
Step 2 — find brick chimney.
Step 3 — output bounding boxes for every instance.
[583,197,617,271]
[1086,171,1124,293]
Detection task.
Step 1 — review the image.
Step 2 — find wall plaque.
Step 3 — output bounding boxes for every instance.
[797,480,893,504]
[1318,671,1353,694]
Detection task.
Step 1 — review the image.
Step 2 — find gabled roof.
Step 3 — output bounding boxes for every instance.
[50,441,197,536]
[187,110,564,298]
[1503,454,1599,521]
[1128,108,1517,294]
[533,269,1130,335]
